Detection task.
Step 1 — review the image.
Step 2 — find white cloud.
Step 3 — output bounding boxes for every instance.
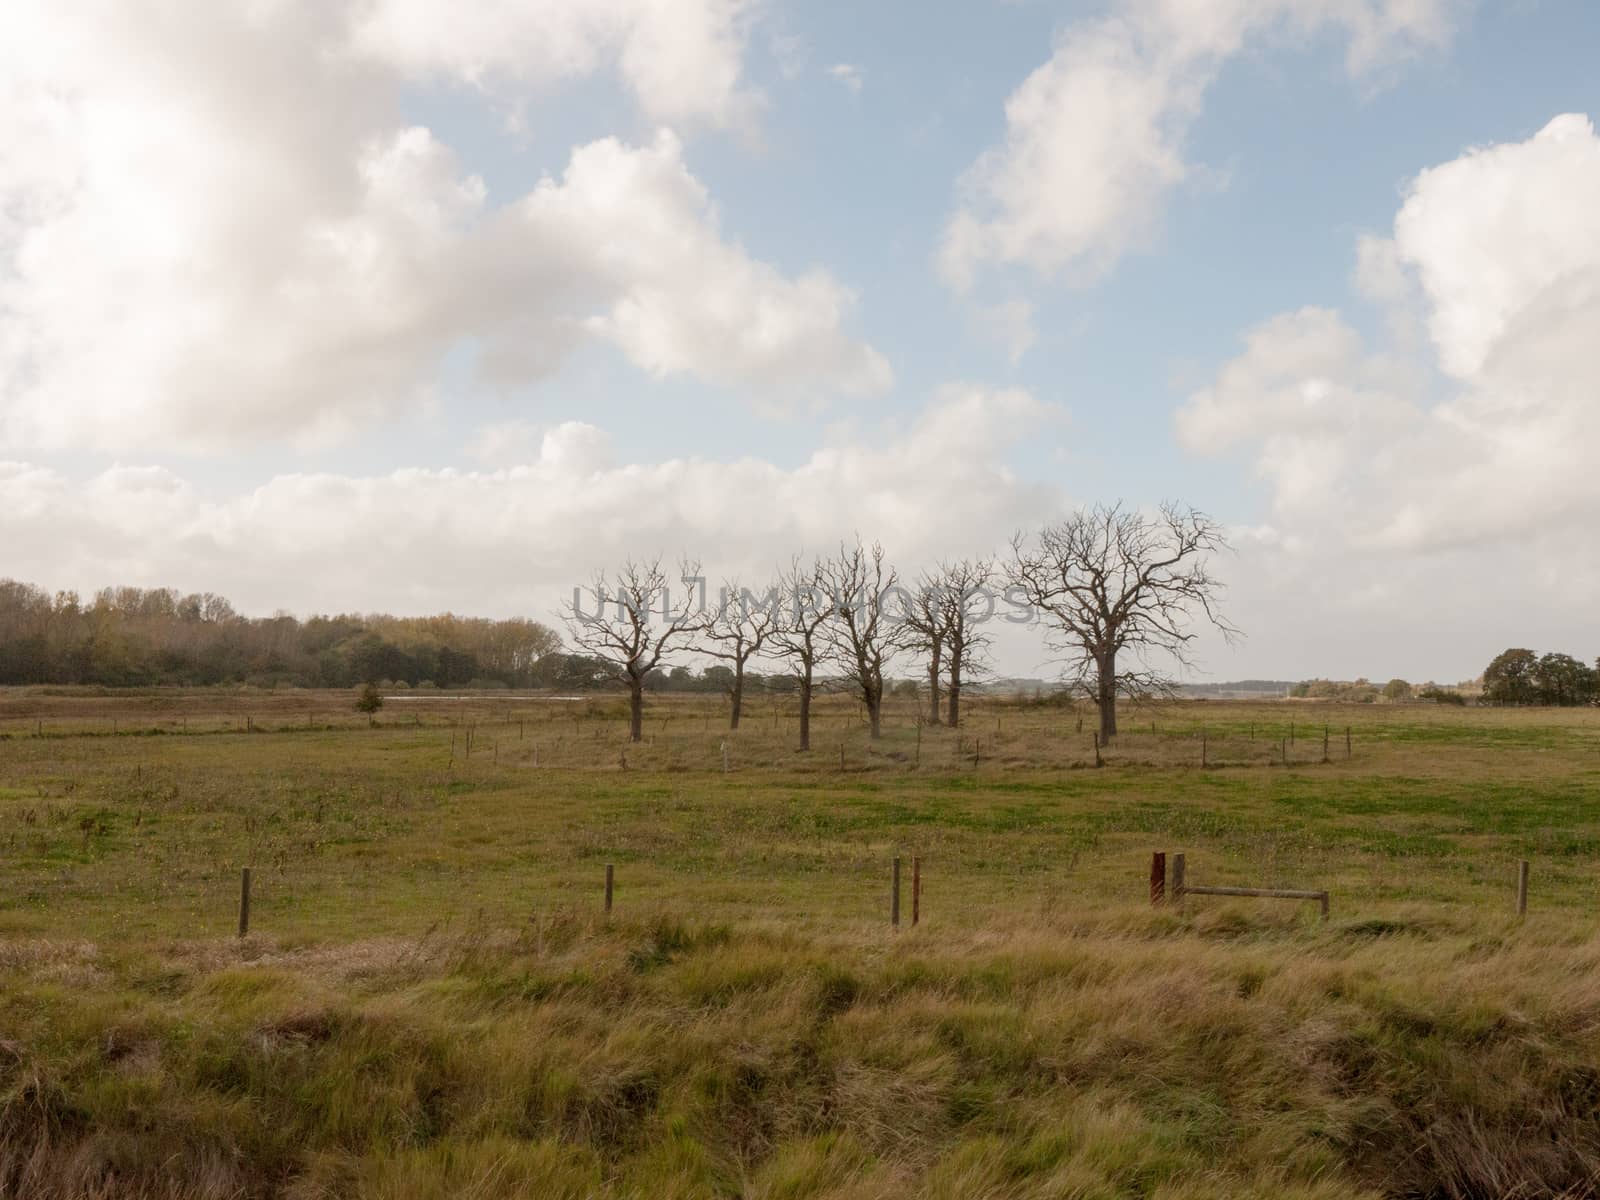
[1178,114,1600,563]
[0,1,885,452]
[826,64,864,95]
[348,0,761,131]
[973,300,1038,364]
[553,134,892,404]
[941,0,1461,291]
[1391,112,1600,381]
[465,419,544,465]
[0,388,1059,617]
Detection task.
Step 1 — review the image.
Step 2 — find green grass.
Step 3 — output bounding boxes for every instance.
[3,689,1600,1197]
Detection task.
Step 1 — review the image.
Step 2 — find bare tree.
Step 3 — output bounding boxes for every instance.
[564,556,702,742]
[1008,503,1235,742]
[938,557,996,728]
[897,575,948,726]
[767,556,833,751]
[697,577,778,730]
[819,538,901,740]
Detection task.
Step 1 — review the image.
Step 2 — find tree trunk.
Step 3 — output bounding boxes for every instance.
[1097,653,1117,742]
[867,682,882,740]
[629,681,644,743]
[927,642,943,726]
[798,671,812,752]
[729,659,744,730]
[947,644,963,727]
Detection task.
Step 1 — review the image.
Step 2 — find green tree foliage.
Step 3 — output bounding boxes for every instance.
[1481,648,1598,706]
[1382,678,1413,702]
[1482,648,1539,705]
[355,683,384,714]
[0,579,560,688]
[1290,678,1379,702]
[1531,653,1599,707]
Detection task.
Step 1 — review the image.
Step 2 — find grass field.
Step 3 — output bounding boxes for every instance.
[3,688,1600,1198]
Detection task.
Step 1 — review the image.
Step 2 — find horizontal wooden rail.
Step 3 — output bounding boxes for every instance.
[1183,885,1324,901]
[1181,883,1329,919]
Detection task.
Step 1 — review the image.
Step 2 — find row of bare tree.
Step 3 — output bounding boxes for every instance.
[564,503,1236,747]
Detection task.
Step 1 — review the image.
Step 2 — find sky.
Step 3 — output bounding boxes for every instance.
[3,0,1599,684]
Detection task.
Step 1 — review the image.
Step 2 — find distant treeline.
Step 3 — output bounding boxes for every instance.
[1289,650,1600,708]
[0,580,562,689]
[0,579,877,695]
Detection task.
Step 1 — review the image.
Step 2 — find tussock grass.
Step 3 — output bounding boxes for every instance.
[5,914,1600,1197]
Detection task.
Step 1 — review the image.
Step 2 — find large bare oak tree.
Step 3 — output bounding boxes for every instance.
[899,558,998,729]
[767,556,833,751]
[898,574,949,726]
[937,557,996,728]
[564,556,701,742]
[818,538,900,740]
[1008,503,1235,742]
[697,577,778,730]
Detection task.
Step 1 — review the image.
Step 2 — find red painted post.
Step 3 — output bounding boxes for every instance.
[1150,852,1166,906]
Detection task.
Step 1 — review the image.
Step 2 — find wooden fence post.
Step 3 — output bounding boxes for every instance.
[1290,721,1295,745]
[1517,860,1529,917]
[1171,852,1186,912]
[1346,726,1352,759]
[238,868,251,937]
[1201,730,1207,768]
[891,857,901,927]
[1093,732,1103,768]
[1150,852,1166,906]
[1322,725,1330,763]
[605,864,615,914]
[912,856,921,926]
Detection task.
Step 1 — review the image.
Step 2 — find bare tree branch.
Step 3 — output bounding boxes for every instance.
[767,555,833,751]
[937,556,996,728]
[696,576,779,730]
[562,555,702,742]
[818,537,900,741]
[1008,502,1236,741]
